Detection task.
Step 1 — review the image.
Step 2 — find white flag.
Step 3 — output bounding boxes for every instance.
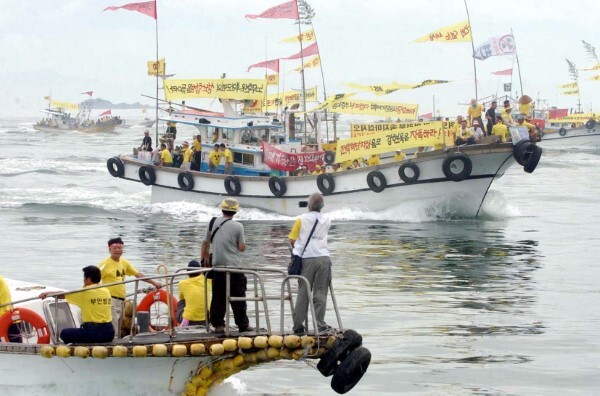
[473,33,516,60]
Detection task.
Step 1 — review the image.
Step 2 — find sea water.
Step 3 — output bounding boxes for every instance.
[1,114,599,395]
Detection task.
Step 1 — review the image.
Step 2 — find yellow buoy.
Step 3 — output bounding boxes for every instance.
[172,344,188,357]
[292,348,304,360]
[266,347,280,360]
[123,299,134,317]
[326,336,337,348]
[301,335,315,348]
[238,336,253,350]
[185,382,197,395]
[253,336,268,349]
[40,345,54,358]
[190,343,206,356]
[199,366,213,380]
[112,345,128,357]
[195,388,208,396]
[284,335,301,349]
[92,346,109,359]
[74,346,90,359]
[209,343,224,356]
[152,344,168,357]
[232,354,245,367]
[219,358,234,373]
[56,345,71,358]
[268,335,283,348]
[222,339,238,352]
[256,349,268,362]
[279,348,292,360]
[132,345,147,357]
[243,352,257,363]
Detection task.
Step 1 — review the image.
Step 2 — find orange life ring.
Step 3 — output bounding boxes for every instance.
[137,290,178,329]
[0,307,51,344]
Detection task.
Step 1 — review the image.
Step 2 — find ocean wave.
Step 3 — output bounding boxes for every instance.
[0,158,106,175]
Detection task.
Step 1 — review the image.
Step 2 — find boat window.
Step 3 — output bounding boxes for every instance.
[234,152,254,165]
[241,128,260,145]
[220,128,234,141]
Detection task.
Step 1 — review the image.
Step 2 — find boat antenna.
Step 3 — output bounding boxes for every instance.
[463,0,478,100]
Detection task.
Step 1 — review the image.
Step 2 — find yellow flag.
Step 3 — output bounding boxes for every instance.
[50,100,79,111]
[294,55,321,72]
[280,29,316,43]
[589,74,600,81]
[344,82,411,96]
[412,21,471,43]
[350,121,456,138]
[557,82,578,89]
[43,96,51,100]
[147,58,165,76]
[560,89,579,95]
[583,63,600,71]
[267,87,318,107]
[266,74,279,86]
[164,79,266,100]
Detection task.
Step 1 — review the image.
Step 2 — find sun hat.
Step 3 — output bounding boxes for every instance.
[183,141,189,145]
[219,198,239,212]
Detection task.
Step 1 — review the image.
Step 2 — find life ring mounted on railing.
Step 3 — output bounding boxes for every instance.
[0,307,51,344]
[137,289,178,330]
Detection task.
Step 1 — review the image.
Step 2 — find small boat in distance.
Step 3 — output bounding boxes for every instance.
[538,116,600,149]
[33,98,123,133]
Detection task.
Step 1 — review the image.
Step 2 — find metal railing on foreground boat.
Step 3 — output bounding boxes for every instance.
[2,267,344,343]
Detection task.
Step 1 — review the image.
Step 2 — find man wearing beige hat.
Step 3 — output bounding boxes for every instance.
[180,141,194,170]
[200,198,252,333]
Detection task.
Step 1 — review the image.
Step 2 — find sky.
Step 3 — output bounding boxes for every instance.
[1,0,599,118]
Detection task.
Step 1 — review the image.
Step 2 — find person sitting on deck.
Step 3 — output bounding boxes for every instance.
[501,101,514,126]
[366,154,381,167]
[311,165,324,175]
[471,120,485,143]
[208,144,221,173]
[178,260,211,327]
[394,150,406,161]
[159,143,173,167]
[413,146,425,159]
[516,115,539,142]
[40,266,114,344]
[454,120,474,145]
[491,116,510,142]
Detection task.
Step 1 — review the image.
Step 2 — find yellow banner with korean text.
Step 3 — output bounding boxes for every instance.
[164,79,266,100]
[294,55,321,72]
[549,113,600,122]
[412,21,471,43]
[50,100,79,111]
[325,98,419,119]
[588,74,600,81]
[147,58,165,76]
[583,64,600,71]
[336,122,454,162]
[267,86,317,107]
[266,74,279,86]
[350,121,456,137]
[557,82,578,89]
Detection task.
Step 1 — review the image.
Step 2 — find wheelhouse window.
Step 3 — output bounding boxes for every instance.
[234,152,254,166]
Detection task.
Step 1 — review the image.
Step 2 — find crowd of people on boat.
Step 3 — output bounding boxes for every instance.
[1,193,334,344]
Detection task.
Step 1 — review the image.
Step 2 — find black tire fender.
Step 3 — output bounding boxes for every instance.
[317,329,363,377]
[138,166,156,186]
[330,346,372,394]
[224,176,241,196]
[524,145,543,173]
[107,157,124,177]
[324,151,335,165]
[398,162,420,184]
[442,153,472,182]
[177,172,194,191]
[317,173,336,195]
[366,171,387,193]
[585,119,596,130]
[513,140,529,166]
[558,127,567,136]
[268,176,286,197]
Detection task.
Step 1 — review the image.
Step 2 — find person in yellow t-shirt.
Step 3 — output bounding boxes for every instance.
[180,141,194,171]
[159,143,173,167]
[219,143,234,174]
[311,164,324,175]
[491,116,510,142]
[467,99,484,128]
[516,115,539,142]
[192,134,203,171]
[454,120,473,145]
[366,154,381,167]
[178,260,212,326]
[394,150,406,161]
[99,237,161,338]
[519,102,532,118]
[40,266,114,344]
[0,275,22,342]
[208,144,221,173]
[341,159,353,170]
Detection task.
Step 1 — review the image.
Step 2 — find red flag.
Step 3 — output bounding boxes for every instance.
[284,42,319,60]
[548,109,569,119]
[247,59,280,73]
[80,91,93,96]
[492,68,513,76]
[419,113,433,119]
[99,109,112,117]
[103,1,157,20]
[245,0,298,20]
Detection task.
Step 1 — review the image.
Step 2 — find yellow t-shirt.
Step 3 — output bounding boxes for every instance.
[288,218,302,241]
[501,110,514,125]
[66,285,112,323]
[468,104,484,118]
[208,151,221,167]
[182,147,193,163]
[178,276,212,321]
[192,140,202,152]
[491,123,509,142]
[457,127,472,138]
[0,276,11,317]
[222,148,233,164]
[394,153,406,161]
[341,160,353,170]
[519,103,532,116]
[98,257,139,299]
[366,156,381,166]
[161,149,173,164]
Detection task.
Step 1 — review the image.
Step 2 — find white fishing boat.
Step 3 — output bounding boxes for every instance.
[34,108,123,133]
[0,267,370,394]
[538,118,600,149]
[107,102,542,218]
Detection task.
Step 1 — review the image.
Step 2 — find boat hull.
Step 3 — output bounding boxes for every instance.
[117,144,520,217]
[539,126,600,149]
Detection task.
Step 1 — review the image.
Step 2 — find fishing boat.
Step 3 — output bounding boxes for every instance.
[0,267,370,394]
[107,100,542,218]
[538,117,600,149]
[33,100,123,133]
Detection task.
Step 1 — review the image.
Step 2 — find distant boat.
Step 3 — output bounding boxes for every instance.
[141,117,156,128]
[33,105,123,133]
[538,117,600,149]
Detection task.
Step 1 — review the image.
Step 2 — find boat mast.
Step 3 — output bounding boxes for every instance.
[463,0,478,100]
[154,2,160,146]
[295,0,308,143]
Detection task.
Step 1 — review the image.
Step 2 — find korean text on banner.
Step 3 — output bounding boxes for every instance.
[280,29,315,43]
[321,98,419,119]
[51,100,79,111]
[350,121,456,138]
[473,34,516,60]
[262,143,324,172]
[412,21,471,43]
[147,58,165,76]
[336,122,452,162]
[164,79,266,101]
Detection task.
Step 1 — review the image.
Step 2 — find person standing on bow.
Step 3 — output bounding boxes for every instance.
[139,130,152,151]
[180,141,194,171]
[289,193,332,335]
[208,144,221,173]
[219,143,233,175]
[485,101,497,136]
[467,99,484,131]
[200,199,251,333]
[99,237,162,338]
[192,134,203,171]
[40,266,114,344]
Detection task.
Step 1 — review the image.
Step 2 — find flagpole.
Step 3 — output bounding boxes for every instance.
[155,0,159,146]
[464,0,478,100]
[310,24,329,141]
[295,0,308,141]
[511,28,524,95]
